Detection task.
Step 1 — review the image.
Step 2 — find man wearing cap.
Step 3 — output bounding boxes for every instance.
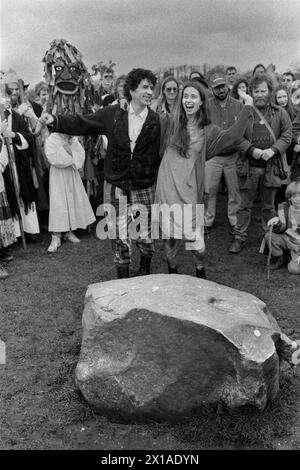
[204,71,244,233]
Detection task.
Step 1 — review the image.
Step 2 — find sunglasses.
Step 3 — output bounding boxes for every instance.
[165,87,178,92]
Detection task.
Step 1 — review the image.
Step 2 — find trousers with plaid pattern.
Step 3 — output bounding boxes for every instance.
[103,181,155,266]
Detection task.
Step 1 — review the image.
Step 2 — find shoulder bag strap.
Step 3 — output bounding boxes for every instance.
[253,106,276,143]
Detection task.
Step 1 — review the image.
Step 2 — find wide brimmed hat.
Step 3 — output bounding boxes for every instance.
[3,68,29,87]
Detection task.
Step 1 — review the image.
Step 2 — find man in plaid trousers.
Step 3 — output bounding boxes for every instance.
[41,68,161,279]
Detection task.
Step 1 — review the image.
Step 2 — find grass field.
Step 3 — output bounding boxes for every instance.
[0,195,299,450]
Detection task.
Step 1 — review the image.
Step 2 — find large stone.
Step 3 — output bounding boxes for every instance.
[75,274,298,421]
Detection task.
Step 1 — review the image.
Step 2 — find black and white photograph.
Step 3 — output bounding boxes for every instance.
[0,0,300,454]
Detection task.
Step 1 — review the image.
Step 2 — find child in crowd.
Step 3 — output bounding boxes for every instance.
[266,180,300,274]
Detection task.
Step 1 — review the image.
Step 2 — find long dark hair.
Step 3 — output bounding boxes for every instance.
[274,84,297,121]
[156,75,180,114]
[231,77,249,100]
[166,81,210,157]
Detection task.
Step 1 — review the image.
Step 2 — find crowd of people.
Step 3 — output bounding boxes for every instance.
[1,49,300,281]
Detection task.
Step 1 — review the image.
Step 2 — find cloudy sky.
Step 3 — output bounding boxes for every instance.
[1,0,299,86]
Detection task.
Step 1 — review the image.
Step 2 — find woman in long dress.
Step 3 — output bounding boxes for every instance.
[155,81,253,278]
[45,133,95,252]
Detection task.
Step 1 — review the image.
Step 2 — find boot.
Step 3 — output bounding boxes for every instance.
[0,264,9,280]
[228,238,245,254]
[196,266,206,279]
[137,256,151,276]
[116,265,130,279]
[168,263,178,274]
[0,247,13,262]
[269,255,285,270]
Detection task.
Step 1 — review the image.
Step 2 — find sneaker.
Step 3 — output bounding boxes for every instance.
[63,232,80,243]
[0,264,9,279]
[229,239,245,254]
[47,235,61,253]
[269,255,285,270]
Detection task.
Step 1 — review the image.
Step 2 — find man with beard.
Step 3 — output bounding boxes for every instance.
[40,68,160,279]
[2,70,38,244]
[204,72,243,233]
[229,73,292,253]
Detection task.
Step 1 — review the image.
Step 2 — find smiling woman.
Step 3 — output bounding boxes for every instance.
[155,81,253,278]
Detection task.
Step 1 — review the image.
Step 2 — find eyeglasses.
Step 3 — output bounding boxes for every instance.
[165,87,178,92]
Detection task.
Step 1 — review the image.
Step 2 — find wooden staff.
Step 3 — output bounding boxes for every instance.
[0,84,27,249]
[267,224,273,281]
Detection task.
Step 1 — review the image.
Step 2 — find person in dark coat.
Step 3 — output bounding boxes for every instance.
[40,68,161,279]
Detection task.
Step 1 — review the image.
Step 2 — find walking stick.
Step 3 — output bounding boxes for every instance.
[266,224,273,281]
[0,84,27,249]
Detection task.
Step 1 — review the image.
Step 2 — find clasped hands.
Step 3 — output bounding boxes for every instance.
[252,147,275,161]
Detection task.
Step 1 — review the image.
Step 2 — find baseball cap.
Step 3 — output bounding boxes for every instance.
[210,73,227,88]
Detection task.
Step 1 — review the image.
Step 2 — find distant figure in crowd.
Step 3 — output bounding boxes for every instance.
[226,66,237,90]
[231,77,249,102]
[229,73,292,254]
[153,76,180,117]
[155,80,253,278]
[253,64,266,76]
[34,81,49,110]
[189,70,209,89]
[281,71,295,92]
[113,74,127,102]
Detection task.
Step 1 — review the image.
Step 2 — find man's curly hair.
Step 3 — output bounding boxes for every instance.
[249,73,274,95]
[123,68,157,102]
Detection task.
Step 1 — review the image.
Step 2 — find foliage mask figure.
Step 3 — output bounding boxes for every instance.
[42,38,88,115]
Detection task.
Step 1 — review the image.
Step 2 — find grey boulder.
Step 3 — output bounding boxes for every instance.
[75,274,298,421]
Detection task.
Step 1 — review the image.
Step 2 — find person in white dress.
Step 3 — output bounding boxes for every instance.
[45,133,95,252]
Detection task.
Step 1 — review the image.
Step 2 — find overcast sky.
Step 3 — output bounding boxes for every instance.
[1,0,299,87]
